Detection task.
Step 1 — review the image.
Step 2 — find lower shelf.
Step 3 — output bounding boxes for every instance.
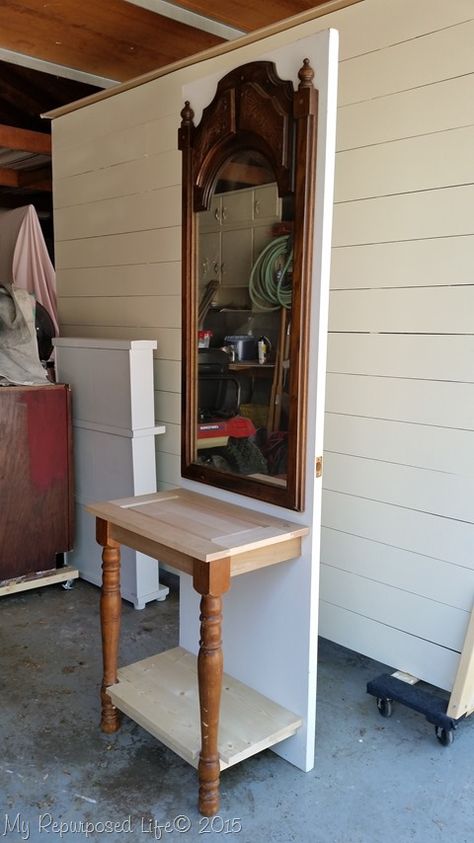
[108,646,302,770]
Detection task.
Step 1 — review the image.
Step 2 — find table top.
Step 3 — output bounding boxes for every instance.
[86,488,308,564]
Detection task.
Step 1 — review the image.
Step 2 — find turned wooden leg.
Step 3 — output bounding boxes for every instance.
[193,558,231,817]
[197,593,223,815]
[97,518,122,734]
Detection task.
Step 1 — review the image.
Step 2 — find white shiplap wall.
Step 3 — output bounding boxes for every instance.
[320,0,474,690]
[52,0,474,692]
[53,71,184,487]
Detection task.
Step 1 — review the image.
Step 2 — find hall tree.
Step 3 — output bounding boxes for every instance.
[49,0,474,786]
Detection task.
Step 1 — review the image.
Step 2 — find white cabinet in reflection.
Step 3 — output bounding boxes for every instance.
[198,183,281,300]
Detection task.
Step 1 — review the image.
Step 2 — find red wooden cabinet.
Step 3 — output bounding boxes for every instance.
[0,384,74,580]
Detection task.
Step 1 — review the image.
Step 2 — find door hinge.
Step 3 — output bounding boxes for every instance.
[315,456,323,478]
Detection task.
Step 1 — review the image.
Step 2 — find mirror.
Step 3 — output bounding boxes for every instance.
[179,59,318,511]
[196,151,291,489]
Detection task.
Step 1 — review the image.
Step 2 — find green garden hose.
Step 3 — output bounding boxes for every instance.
[248,235,293,311]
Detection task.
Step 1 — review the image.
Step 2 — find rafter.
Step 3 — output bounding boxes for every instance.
[0,164,51,191]
[0,124,51,155]
[0,167,18,188]
[18,166,52,191]
[171,0,330,31]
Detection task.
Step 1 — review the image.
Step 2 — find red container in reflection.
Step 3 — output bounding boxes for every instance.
[198,330,212,348]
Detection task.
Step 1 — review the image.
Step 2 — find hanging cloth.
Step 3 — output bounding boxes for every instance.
[0,205,59,334]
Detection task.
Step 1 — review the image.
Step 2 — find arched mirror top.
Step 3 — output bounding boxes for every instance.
[179,58,318,511]
[179,61,297,211]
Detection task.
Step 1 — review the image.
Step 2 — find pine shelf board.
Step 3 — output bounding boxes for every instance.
[107,647,302,770]
[0,565,79,597]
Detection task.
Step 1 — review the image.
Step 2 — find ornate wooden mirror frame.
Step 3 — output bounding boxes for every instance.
[178,58,318,511]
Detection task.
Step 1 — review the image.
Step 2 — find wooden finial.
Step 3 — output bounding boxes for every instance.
[298,58,315,89]
[180,100,195,127]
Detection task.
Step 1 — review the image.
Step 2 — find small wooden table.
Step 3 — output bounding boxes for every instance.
[87,488,308,816]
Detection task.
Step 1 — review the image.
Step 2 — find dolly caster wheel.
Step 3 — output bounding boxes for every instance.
[62,579,75,590]
[376,697,393,718]
[435,726,454,746]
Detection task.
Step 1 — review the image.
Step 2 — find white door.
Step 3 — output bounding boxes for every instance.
[180,27,339,773]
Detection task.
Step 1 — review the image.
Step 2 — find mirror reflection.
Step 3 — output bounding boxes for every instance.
[194,151,293,489]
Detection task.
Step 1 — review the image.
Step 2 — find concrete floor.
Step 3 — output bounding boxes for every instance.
[1,574,473,843]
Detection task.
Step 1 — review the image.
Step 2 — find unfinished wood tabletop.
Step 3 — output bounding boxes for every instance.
[86,488,308,565]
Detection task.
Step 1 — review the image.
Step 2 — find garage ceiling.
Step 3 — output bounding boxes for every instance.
[1,0,330,84]
[0,0,330,215]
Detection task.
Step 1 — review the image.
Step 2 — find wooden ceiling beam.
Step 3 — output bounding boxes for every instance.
[0,165,52,192]
[172,0,330,31]
[0,167,19,188]
[0,125,51,155]
[0,0,223,82]
[126,0,243,39]
[18,166,52,191]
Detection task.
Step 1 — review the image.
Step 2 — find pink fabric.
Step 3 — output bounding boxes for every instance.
[12,205,59,334]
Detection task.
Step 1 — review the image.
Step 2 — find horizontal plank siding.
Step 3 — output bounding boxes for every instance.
[330,236,474,289]
[321,529,474,612]
[335,125,474,202]
[327,334,474,382]
[325,414,474,476]
[320,565,469,652]
[333,0,474,64]
[319,601,460,691]
[336,74,474,151]
[55,227,181,269]
[329,286,474,334]
[333,185,474,247]
[52,80,181,155]
[323,452,474,524]
[322,491,474,571]
[324,6,474,680]
[154,390,181,426]
[58,296,180,329]
[153,360,181,393]
[57,264,181,298]
[155,423,181,456]
[55,186,181,240]
[53,122,150,179]
[155,451,181,486]
[54,150,181,209]
[338,19,474,106]
[325,374,474,431]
